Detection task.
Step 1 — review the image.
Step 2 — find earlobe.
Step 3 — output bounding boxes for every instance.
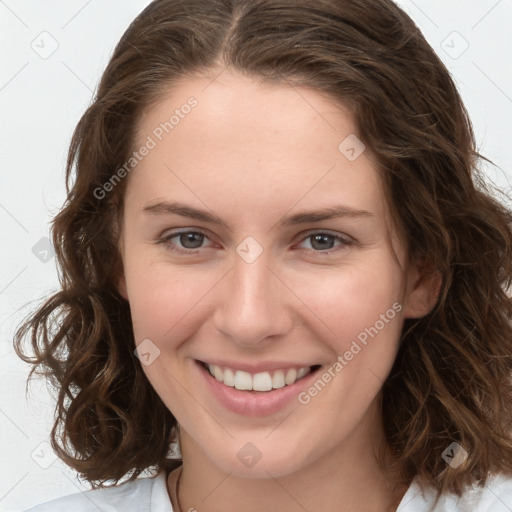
[402,259,442,319]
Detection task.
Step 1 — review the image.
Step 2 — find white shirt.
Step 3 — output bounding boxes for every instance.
[20,471,512,511]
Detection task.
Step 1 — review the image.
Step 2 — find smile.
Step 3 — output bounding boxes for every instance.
[205,363,316,392]
[195,360,323,416]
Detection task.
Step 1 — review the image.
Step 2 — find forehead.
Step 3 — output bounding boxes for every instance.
[128,69,388,228]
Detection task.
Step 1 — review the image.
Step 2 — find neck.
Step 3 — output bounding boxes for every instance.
[169,414,409,512]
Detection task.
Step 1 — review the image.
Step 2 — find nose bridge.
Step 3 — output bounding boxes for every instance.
[213,249,291,346]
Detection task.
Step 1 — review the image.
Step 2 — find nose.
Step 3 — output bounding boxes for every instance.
[213,250,294,347]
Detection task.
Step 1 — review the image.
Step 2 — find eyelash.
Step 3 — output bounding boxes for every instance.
[156,229,353,256]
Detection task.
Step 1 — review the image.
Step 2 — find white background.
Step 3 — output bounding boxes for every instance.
[1,1,511,510]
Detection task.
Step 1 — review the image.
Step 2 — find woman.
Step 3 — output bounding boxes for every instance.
[16,0,512,510]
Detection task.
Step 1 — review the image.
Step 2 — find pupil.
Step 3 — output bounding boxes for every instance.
[181,232,203,249]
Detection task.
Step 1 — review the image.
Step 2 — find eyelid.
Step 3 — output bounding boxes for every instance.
[295,228,353,244]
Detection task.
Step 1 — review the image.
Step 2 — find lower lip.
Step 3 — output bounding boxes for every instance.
[196,361,320,417]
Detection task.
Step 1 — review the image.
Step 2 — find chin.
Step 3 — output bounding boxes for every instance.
[198,433,314,480]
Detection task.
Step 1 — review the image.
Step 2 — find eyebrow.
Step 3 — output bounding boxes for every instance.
[141,200,374,228]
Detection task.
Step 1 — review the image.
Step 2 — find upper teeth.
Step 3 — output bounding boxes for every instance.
[207,364,311,392]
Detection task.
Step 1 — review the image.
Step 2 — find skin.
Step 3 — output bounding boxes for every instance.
[118,68,440,512]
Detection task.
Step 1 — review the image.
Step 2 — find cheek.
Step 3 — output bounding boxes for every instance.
[124,261,216,415]
[285,258,405,354]
[293,266,405,428]
[124,253,216,344]
[302,267,405,416]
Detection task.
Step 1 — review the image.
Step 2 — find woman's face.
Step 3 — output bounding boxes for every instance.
[118,69,434,478]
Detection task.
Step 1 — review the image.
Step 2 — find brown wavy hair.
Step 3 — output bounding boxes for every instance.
[14,0,512,498]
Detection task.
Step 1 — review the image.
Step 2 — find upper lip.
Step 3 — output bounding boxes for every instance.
[197,359,320,374]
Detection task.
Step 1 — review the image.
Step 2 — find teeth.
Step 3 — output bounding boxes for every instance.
[297,367,309,380]
[206,364,312,392]
[272,370,285,389]
[284,368,297,385]
[234,370,252,390]
[223,367,235,387]
[214,365,223,382]
[253,372,272,391]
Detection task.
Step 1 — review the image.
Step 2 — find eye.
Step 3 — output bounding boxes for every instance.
[296,231,352,253]
[157,230,212,254]
[156,229,353,256]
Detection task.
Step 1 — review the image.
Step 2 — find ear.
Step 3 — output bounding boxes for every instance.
[114,249,128,300]
[117,273,129,301]
[112,212,129,301]
[402,257,442,319]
